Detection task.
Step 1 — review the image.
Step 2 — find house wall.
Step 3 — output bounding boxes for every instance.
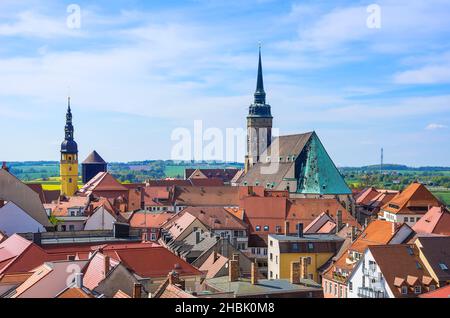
[175,219,208,242]
[381,211,423,227]
[322,278,348,298]
[274,251,333,283]
[347,249,393,298]
[94,264,144,298]
[0,202,47,235]
[84,209,116,230]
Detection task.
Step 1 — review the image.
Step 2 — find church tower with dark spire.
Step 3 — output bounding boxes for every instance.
[245,47,273,172]
[60,97,79,196]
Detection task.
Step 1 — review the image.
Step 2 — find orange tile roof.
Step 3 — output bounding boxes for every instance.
[380,182,441,215]
[322,220,399,281]
[0,272,33,285]
[129,211,174,229]
[350,220,397,253]
[114,289,131,298]
[159,283,196,298]
[57,287,94,298]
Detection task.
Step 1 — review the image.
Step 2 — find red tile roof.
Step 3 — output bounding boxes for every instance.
[0,234,50,275]
[412,206,450,235]
[369,244,435,298]
[419,284,450,298]
[44,242,202,279]
[199,252,229,279]
[181,206,247,231]
[83,252,119,290]
[79,172,128,194]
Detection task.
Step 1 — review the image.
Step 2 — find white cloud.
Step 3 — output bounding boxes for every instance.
[394,64,450,84]
[0,11,84,38]
[426,123,447,130]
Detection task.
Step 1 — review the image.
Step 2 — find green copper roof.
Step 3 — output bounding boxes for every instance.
[296,132,351,195]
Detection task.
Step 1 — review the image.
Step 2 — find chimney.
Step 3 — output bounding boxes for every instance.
[392,222,401,235]
[297,223,303,238]
[228,259,239,282]
[290,261,301,284]
[213,250,218,262]
[251,262,258,285]
[285,221,290,236]
[350,226,357,242]
[32,232,42,246]
[74,272,83,288]
[141,232,148,242]
[300,257,308,279]
[1,161,8,172]
[133,283,142,298]
[103,255,110,277]
[336,210,343,233]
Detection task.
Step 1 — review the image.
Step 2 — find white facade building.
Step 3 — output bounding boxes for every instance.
[0,201,47,235]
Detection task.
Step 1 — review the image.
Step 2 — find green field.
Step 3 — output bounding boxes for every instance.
[26,176,82,191]
[164,165,186,178]
[432,191,450,206]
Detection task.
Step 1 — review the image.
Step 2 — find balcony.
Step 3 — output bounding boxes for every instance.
[357,287,385,298]
[363,268,382,281]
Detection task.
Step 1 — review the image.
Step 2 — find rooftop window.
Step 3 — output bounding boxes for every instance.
[439,263,448,270]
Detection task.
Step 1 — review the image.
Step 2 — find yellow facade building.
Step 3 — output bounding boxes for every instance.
[60,97,79,196]
[268,233,344,283]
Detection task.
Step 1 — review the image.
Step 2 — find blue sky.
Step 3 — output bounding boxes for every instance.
[0,0,449,166]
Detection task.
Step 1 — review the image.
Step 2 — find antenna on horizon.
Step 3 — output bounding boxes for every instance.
[380,148,384,175]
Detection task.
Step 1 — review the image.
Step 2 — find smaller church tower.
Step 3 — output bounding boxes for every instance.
[82,150,107,184]
[60,97,79,196]
[245,47,273,172]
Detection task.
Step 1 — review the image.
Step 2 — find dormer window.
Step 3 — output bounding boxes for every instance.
[401,286,408,295]
[414,285,421,294]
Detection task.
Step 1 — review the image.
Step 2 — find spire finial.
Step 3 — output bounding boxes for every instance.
[254,43,266,105]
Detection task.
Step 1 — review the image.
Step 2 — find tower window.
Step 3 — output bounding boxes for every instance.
[69,178,72,183]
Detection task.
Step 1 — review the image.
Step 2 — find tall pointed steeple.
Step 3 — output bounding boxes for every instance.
[60,96,79,196]
[65,96,74,141]
[61,96,78,154]
[254,45,266,105]
[245,45,273,172]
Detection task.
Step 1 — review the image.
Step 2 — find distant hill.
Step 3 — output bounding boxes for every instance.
[340,164,450,172]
